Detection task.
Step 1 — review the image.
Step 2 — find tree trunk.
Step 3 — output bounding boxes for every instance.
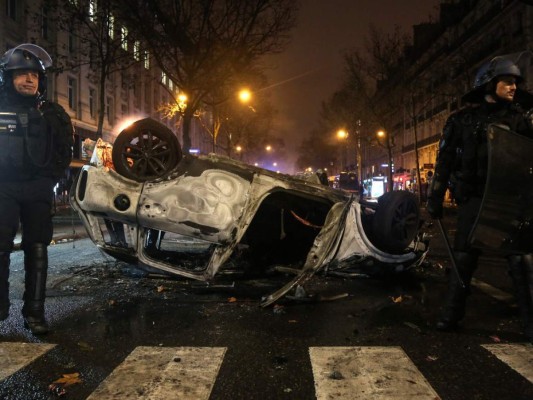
[97,65,107,139]
[182,108,193,154]
[413,121,423,203]
[387,142,394,192]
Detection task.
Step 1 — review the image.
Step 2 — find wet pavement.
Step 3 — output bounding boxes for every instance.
[1,203,532,399]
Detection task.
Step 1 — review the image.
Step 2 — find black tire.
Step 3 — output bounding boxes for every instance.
[371,191,420,253]
[112,118,182,182]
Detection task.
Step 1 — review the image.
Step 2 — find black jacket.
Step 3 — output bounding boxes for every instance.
[430,100,533,203]
[0,93,73,182]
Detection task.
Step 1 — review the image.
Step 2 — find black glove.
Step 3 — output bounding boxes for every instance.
[426,197,443,219]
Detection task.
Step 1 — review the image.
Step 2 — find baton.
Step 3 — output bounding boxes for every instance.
[436,219,465,289]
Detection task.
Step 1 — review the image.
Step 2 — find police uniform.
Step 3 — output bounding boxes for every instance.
[427,55,533,340]
[0,44,73,334]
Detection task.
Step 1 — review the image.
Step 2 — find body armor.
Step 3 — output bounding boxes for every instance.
[430,102,533,206]
[0,108,50,180]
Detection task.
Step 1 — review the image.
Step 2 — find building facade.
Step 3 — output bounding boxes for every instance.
[364,0,533,188]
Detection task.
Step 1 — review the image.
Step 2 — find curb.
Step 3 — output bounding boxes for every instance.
[13,232,89,252]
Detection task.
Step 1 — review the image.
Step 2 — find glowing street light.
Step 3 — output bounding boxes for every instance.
[265,145,272,152]
[238,89,252,104]
[178,93,188,104]
[337,129,349,172]
[235,145,242,152]
[376,129,394,192]
[337,129,348,140]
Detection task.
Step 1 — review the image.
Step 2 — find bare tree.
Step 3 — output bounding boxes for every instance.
[217,92,276,161]
[328,26,410,192]
[295,127,339,173]
[40,0,143,137]
[114,0,297,153]
[327,24,469,198]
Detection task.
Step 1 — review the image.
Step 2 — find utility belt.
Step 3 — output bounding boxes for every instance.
[0,110,50,172]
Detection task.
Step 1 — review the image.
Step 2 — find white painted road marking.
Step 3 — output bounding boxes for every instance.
[482,343,533,383]
[86,346,226,400]
[309,346,439,399]
[0,342,56,381]
[1,342,532,398]
[471,278,515,303]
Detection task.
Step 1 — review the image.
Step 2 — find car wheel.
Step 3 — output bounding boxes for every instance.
[112,118,182,182]
[371,191,420,253]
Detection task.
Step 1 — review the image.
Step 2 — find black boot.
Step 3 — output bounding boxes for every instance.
[22,243,49,335]
[0,251,10,321]
[436,251,477,331]
[509,254,533,343]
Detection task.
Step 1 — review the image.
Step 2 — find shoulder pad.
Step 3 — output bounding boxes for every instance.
[440,111,467,150]
[40,101,72,128]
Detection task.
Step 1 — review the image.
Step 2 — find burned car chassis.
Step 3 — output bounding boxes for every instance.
[70,118,428,306]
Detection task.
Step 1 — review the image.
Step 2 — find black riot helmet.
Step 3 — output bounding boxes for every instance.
[462,53,532,105]
[0,43,52,102]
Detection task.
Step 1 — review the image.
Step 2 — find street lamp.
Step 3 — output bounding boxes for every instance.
[235,145,244,160]
[238,89,252,104]
[337,129,349,172]
[337,129,348,140]
[376,129,394,192]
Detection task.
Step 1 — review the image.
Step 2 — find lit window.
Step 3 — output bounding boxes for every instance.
[134,41,140,61]
[108,14,114,39]
[89,0,96,22]
[144,51,150,69]
[121,26,128,50]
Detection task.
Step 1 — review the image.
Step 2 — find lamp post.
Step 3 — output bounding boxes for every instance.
[336,128,362,180]
[376,129,394,192]
[211,88,254,154]
[235,145,243,160]
[337,129,348,172]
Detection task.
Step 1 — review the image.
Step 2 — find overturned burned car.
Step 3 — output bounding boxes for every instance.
[70,118,428,305]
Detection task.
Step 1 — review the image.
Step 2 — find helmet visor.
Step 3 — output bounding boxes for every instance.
[2,44,52,69]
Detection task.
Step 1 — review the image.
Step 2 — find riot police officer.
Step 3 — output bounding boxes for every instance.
[427,55,533,341]
[0,44,73,334]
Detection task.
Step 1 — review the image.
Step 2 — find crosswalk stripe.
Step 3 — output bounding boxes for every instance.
[86,346,226,400]
[482,343,533,383]
[0,342,56,381]
[471,278,514,302]
[309,346,440,399]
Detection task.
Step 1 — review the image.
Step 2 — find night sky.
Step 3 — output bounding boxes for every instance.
[263,0,441,171]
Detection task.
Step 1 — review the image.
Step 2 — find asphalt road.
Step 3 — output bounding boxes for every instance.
[0,207,532,400]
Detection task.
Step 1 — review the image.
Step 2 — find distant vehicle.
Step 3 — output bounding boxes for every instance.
[71,118,428,306]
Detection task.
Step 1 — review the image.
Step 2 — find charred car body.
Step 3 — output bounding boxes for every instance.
[70,118,428,305]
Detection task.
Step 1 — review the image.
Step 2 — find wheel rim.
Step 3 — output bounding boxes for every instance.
[120,129,173,179]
